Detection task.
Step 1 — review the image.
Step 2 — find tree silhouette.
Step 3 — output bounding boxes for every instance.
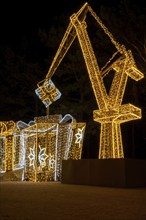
[0,1,145,158]
[98,0,146,158]
[37,3,146,158]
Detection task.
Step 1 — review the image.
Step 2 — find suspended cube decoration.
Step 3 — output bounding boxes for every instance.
[35,79,61,107]
[21,114,86,182]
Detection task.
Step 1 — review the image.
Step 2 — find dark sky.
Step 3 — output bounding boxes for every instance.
[0,0,145,158]
[0,0,123,46]
[1,0,144,48]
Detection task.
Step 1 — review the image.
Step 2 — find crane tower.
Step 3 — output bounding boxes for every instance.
[35,2,144,159]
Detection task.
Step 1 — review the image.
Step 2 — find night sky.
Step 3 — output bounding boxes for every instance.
[0,0,118,45]
[0,0,145,108]
[0,0,146,158]
[0,1,145,56]
[2,0,144,45]
[0,0,125,120]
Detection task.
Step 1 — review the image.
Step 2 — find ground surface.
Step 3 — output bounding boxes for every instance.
[0,181,146,220]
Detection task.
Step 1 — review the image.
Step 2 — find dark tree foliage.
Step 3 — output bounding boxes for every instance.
[0,0,145,158]
[0,42,47,122]
[98,0,146,159]
[99,0,146,105]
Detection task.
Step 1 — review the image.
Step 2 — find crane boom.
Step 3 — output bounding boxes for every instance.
[36,2,109,109]
[35,2,144,159]
[35,2,90,108]
[39,2,89,83]
[70,13,109,109]
[35,2,144,110]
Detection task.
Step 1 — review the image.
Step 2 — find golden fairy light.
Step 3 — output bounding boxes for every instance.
[0,121,17,172]
[0,115,86,182]
[35,2,144,159]
[21,115,86,182]
[0,3,144,182]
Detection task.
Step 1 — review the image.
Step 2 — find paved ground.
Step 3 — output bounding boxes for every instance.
[0,181,146,220]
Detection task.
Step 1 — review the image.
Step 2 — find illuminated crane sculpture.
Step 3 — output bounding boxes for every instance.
[35,2,144,159]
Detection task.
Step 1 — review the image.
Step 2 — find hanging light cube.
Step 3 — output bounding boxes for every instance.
[35,79,61,107]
